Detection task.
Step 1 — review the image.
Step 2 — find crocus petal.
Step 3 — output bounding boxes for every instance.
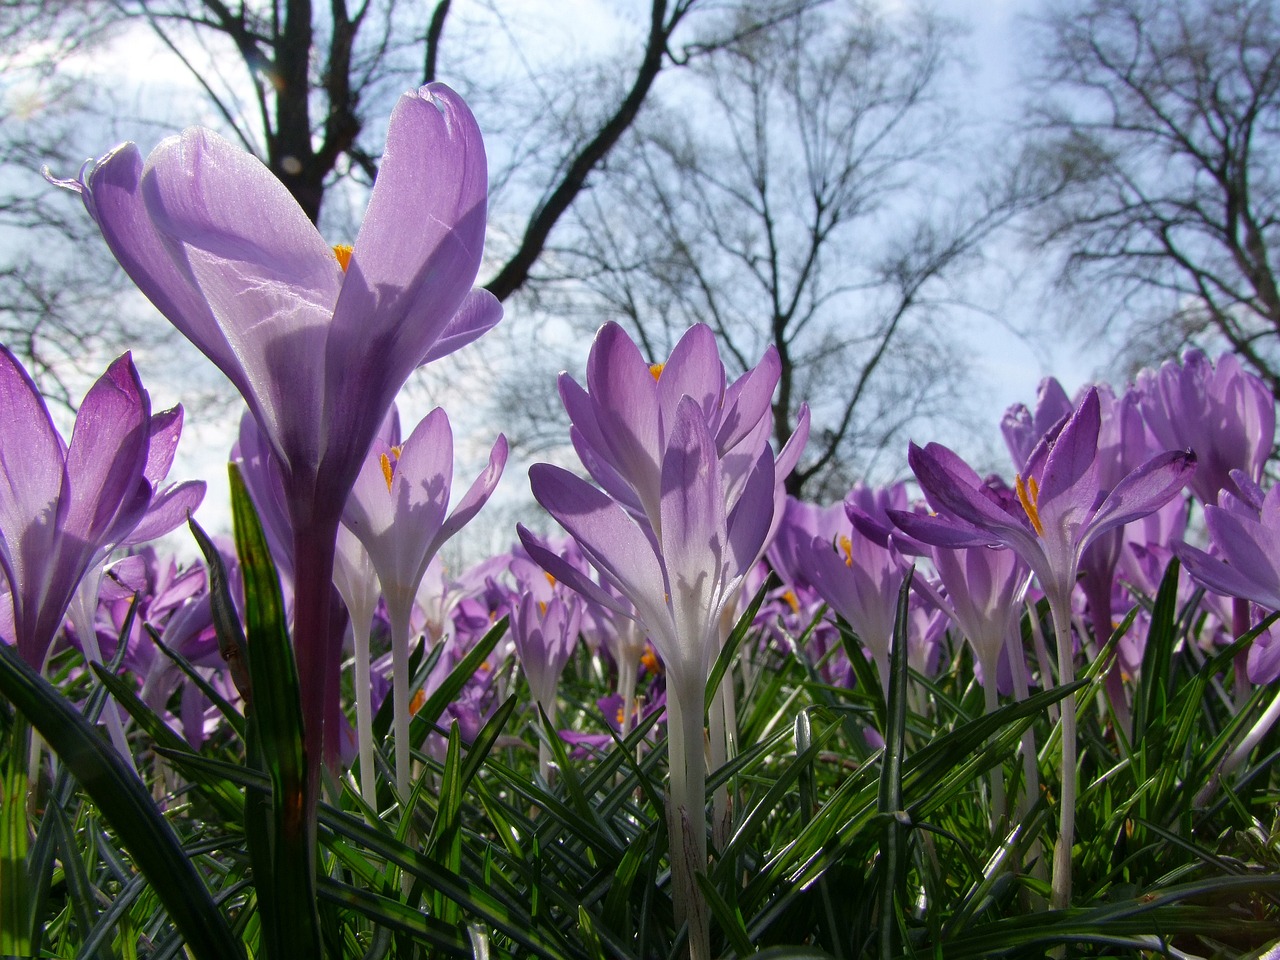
[716,347,780,454]
[0,345,65,575]
[909,442,1030,541]
[1035,387,1101,509]
[585,323,662,519]
[324,84,488,475]
[657,324,724,432]
[143,127,339,474]
[1174,541,1280,610]
[516,524,634,621]
[84,145,246,399]
[419,289,503,365]
[431,434,508,556]
[529,463,670,633]
[1081,449,1196,554]
[121,479,207,546]
[144,406,184,485]
[61,354,151,544]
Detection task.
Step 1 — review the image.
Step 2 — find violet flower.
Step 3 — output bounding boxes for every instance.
[342,406,506,799]
[1137,349,1274,506]
[59,83,498,773]
[511,587,583,781]
[893,386,1195,911]
[519,322,804,960]
[0,347,204,669]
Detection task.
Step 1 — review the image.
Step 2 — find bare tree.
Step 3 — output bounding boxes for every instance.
[0,0,819,405]
[1023,0,1280,396]
[532,1,1029,498]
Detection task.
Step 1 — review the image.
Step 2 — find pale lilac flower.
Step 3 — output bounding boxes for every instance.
[1137,349,1274,505]
[342,406,506,798]
[0,347,204,669]
[519,322,805,960]
[894,386,1195,910]
[59,83,498,770]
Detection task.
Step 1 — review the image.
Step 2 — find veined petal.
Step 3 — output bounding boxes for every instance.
[585,323,662,521]
[0,345,65,575]
[142,127,339,473]
[529,463,670,636]
[716,347,780,454]
[1035,387,1101,510]
[909,442,1028,537]
[144,405,185,485]
[657,324,724,433]
[121,479,207,546]
[1082,450,1196,554]
[430,434,508,557]
[83,145,249,400]
[1174,540,1280,610]
[726,448,776,574]
[61,354,151,545]
[517,524,634,621]
[419,289,503,365]
[324,85,488,477]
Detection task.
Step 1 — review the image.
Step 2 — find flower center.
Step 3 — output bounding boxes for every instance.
[1015,474,1044,536]
[332,244,354,272]
[649,362,664,382]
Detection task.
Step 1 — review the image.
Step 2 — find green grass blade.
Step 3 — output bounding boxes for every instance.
[1,716,30,957]
[227,462,320,960]
[0,643,243,960]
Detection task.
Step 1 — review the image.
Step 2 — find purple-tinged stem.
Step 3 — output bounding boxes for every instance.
[292,518,342,802]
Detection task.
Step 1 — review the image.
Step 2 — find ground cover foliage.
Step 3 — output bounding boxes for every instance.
[2,477,1279,959]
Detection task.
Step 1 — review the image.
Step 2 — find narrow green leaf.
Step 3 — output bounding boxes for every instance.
[0,644,243,960]
[91,665,244,820]
[696,871,754,958]
[1,716,30,957]
[228,462,320,960]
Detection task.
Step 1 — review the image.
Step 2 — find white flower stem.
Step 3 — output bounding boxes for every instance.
[351,616,377,811]
[1048,594,1077,912]
[388,604,414,804]
[665,681,710,960]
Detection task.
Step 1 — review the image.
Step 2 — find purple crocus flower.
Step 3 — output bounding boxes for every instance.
[1174,477,1280,612]
[0,347,204,669]
[893,386,1195,911]
[58,83,498,772]
[895,389,1195,619]
[519,322,803,960]
[342,406,506,798]
[511,587,583,780]
[1137,349,1274,506]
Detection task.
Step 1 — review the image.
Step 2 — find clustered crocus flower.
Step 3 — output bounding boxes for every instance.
[519,321,808,960]
[56,83,499,789]
[894,386,1197,909]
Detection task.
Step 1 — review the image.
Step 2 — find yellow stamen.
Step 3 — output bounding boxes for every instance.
[409,688,426,716]
[544,571,557,588]
[640,644,662,675]
[538,600,548,616]
[782,589,800,614]
[838,534,854,567]
[379,453,394,493]
[1015,474,1044,536]
[616,706,626,725]
[332,244,354,272]
[649,362,664,382]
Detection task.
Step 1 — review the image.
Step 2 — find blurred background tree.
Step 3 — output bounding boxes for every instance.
[1021,0,1280,397]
